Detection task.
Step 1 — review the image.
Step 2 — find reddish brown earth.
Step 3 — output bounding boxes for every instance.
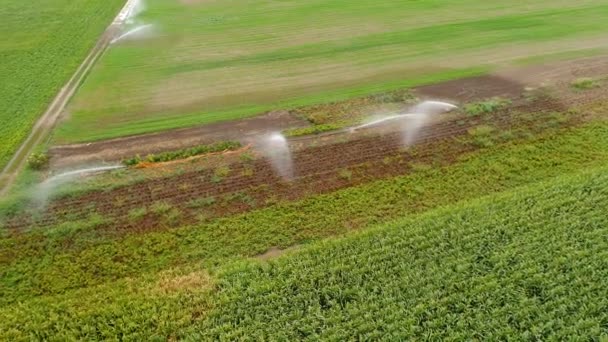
[50,110,309,169]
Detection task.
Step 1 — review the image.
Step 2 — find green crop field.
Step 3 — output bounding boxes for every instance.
[2,120,608,339]
[57,0,608,143]
[0,0,125,170]
[201,167,608,340]
[3,160,608,339]
[3,0,608,339]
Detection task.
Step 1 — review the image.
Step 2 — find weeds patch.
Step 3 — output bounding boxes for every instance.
[464,97,511,116]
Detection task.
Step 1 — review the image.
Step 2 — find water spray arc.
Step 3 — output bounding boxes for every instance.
[111,0,156,45]
[111,24,155,44]
[349,100,458,146]
[34,165,125,208]
[257,132,294,181]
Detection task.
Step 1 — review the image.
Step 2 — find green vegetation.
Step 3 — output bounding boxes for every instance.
[2,122,608,305]
[188,196,216,209]
[57,0,608,143]
[468,125,497,148]
[122,141,241,166]
[127,207,148,222]
[0,0,124,170]
[464,97,512,116]
[3,153,608,339]
[214,165,231,178]
[151,201,173,215]
[200,167,608,339]
[284,123,344,137]
[26,152,49,171]
[571,77,601,90]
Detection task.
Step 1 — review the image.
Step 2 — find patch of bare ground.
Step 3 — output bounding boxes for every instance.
[49,110,308,169]
[255,246,300,261]
[155,270,212,294]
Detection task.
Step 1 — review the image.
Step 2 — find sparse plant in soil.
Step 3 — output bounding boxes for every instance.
[188,197,216,209]
[151,201,173,215]
[239,152,255,162]
[338,169,353,181]
[27,152,49,170]
[464,97,511,116]
[214,165,231,178]
[468,125,496,148]
[571,77,599,90]
[128,207,148,222]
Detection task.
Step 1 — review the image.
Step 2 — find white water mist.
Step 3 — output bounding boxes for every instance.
[402,100,457,145]
[349,100,457,146]
[33,165,125,208]
[111,24,155,44]
[116,0,146,24]
[257,132,294,181]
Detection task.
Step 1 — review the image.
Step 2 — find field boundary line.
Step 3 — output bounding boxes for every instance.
[0,1,133,196]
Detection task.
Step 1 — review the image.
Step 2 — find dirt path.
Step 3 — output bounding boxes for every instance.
[49,110,309,169]
[0,0,140,196]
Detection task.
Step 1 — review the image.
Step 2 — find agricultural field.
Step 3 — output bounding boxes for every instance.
[2,0,608,339]
[56,0,608,143]
[2,146,608,339]
[3,63,608,338]
[0,0,125,171]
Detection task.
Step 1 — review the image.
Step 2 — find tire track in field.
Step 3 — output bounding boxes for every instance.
[0,1,134,197]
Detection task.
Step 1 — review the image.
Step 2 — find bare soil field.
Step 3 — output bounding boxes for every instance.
[50,110,308,169]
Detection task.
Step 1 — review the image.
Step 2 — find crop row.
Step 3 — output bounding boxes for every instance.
[3,149,608,340]
[198,166,608,340]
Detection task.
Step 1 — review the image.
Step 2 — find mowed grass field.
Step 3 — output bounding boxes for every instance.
[56,0,608,143]
[0,0,125,170]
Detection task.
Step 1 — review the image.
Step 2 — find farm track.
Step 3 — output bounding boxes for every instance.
[3,94,578,231]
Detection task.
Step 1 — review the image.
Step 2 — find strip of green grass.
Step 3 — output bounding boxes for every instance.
[0,0,125,170]
[55,67,486,142]
[2,151,608,340]
[3,122,608,306]
[57,0,608,143]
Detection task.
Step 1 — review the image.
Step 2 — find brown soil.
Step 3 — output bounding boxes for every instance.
[413,75,523,102]
[49,110,309,169]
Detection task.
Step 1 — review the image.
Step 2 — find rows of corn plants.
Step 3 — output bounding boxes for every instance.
[2,158,608,339]
[0,0,124,169]
[198,165,608,340]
